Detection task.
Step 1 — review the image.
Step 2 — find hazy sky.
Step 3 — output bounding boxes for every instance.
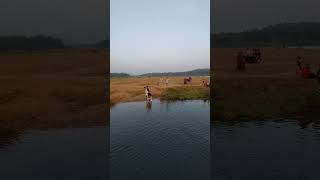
[212,0,320,33]
[0,0,108,44]
[1,0,320,46]
[110,0,210,74]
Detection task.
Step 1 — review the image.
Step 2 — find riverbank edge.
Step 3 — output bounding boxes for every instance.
[110,86,210,106]
[211,79,320,121]
[111,84,320,122]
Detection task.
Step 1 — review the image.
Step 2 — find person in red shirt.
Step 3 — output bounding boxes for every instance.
[300,64,316,79]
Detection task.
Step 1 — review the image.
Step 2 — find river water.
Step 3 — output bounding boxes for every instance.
[0,127,109,180]
[1,100,319,180]
[110,99,210,180]
[212,119,320,180]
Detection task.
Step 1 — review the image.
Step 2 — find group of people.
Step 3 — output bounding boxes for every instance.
[202,80,210,87]
[144,76,209,103]
[184,76,209,87]
[245,48,262,64]
[296,56,320,82]
[184,76,192,84]
[236,48,263,71]
[158,77,169,86]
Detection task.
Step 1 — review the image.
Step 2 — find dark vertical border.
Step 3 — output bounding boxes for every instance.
[210,0,214,179]
[106,0,110,179]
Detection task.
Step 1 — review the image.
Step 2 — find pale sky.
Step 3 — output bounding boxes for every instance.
[110,0,210,75]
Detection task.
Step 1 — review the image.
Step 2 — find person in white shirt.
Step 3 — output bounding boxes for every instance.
[144,86,149,99]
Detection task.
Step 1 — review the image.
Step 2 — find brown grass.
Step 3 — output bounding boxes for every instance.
[0,49,109,135]
[2,47,319,133]
[110,76,210,104]
[212,47,320,120]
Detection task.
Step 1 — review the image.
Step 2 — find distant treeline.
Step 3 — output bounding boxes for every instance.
[140,68,209,77]
[0,35,65,52]
[0,35,109,52]
[212,22,320,48]
[72,40,110,49]
[111,69,209,78]
[95,40,110,48]
[111,73,131,78]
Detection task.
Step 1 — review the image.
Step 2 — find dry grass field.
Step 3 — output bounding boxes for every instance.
[110,76,210,105]
[212,47,320,120]
[0,49,109,135]
[112,47,320,120]
[1,47,319,134]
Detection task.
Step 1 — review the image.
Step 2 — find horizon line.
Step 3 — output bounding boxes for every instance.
[111,67,210,76]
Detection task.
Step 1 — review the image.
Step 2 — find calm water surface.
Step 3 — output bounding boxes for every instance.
[0,126,109,180]
[110,99,210,180]
[2,99,319,180]
[212,120,320,180]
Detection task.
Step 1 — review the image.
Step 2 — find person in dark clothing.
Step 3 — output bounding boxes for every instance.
[256,48,262,63]
[236,52,246,71]
[296,56,303,75]
[297,60,302,70]
[317,64,320,83]
[297,56,302,68]
[147,92,152,102]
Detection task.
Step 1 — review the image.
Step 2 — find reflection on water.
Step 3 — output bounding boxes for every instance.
[0,131,21,149]
[211,119,320,180]
[146,101,152,111]
[111,99,210,180]
[0,126,109,180]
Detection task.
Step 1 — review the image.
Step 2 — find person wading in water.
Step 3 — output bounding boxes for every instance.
[144,86,152,102]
